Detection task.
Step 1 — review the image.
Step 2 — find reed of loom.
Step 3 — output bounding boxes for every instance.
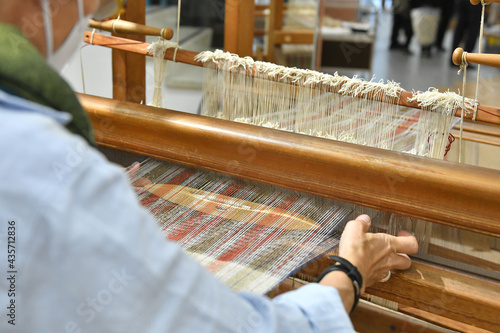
[82,6,500,331]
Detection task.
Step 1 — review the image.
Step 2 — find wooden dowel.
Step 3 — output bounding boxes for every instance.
[83,31,201,66]
[274,29,314,45]
[452,47,500,68]
[79,94,500,238]
[471,0,500,4]
[83,32,500,125]
[451,129,500,146]
[88,19,174,40]
[456,121,500,138]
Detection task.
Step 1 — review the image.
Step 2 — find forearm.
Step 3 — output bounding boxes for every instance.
[318,271,355,314]
[272,283,355,332]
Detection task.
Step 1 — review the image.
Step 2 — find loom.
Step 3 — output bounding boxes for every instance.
[79,0,500,331]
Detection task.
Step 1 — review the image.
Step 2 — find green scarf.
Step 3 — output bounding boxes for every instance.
[0,23,94,145]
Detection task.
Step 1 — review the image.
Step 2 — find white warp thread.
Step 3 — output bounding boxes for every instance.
[147,40,178,107]
[196,50,459,159]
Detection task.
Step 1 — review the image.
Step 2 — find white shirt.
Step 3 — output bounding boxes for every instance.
[0,89,354,332]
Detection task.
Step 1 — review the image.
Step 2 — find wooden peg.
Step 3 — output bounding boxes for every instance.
[452,47,465,66]
[452,47,500,68]
[470,0,500,4]
[88,19,174,40]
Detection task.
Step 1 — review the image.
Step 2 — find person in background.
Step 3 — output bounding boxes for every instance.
[451,0,482,66]
[0,0,418,332]
[390,0,413,53]
[411,0,441,58]
[435,0,455,52]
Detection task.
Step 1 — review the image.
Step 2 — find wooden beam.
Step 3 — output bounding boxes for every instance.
[254,28,266,36]
[224,0,255,57]
[451,121,500,146]
[111,0,145,103]
[398,305,493,333]
[83,32,201,67]
[352,301,459,333]
[451,128,500,146]
[266,0,284,63]
[367,263,500,332]
[255,4,289,11]
[78,94,500,238]
[274,30,314,44]
[268,279,468,333]
[296,257,500,332]
[314,0,325,70]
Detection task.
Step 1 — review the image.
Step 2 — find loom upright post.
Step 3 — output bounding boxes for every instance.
[224,0,255,57]
[111,0,146,103]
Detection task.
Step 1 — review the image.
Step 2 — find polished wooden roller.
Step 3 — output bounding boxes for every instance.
[88,18,174,40]
[452,47,500,69]
[470,0,500,4]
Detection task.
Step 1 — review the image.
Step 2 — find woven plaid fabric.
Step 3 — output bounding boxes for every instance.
[134,159,351,294]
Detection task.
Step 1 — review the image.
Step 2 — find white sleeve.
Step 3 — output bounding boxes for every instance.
[0,109,354,333]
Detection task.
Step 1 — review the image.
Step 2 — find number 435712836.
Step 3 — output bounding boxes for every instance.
[7,220,16,270]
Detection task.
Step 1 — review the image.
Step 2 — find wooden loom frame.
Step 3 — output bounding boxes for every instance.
[80,93,500,332]
[257,0,374,70]
[83,1,500,331]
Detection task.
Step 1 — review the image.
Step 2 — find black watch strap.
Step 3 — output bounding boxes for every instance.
[316,255,363,313]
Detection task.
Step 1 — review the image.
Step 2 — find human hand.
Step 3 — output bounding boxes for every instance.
[125,161,151,191]
[338,214,419,293]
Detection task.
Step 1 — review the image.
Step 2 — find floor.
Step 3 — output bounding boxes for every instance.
[328,9,500,94]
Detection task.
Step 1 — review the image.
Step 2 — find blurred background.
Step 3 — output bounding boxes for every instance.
[64,0,500,168]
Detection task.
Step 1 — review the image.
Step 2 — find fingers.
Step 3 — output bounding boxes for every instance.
[343,214,372,236]
[133,178,152,188]
[126,161,141,177]
[397,230,412,237]
[367,254,411,286]
[339,214,417,287]
[390,253,412,270]
[393,232,419,255]
[357,214,371,232]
